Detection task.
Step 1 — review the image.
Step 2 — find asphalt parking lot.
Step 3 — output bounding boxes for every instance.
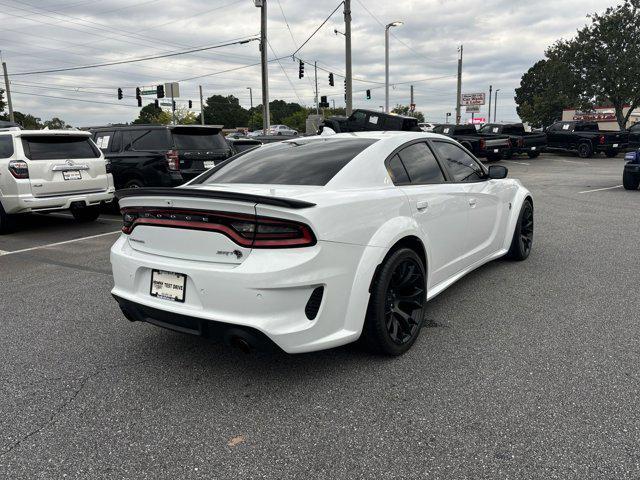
[1,153,639,479]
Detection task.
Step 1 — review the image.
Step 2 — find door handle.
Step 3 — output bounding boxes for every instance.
[416,200,429,211]
[468,198,477,207]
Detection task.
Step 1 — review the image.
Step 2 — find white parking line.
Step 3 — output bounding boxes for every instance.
[0,230,121,257]
[562,159,587,165]
[578,185,623,194]
[509,161,530,166]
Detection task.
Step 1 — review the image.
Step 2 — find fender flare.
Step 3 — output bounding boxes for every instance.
[502,186,533,251]
[341,216,429,335]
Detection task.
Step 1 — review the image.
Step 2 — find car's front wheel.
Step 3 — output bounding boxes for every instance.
[528,151,540,159]
[577,142,593,158]
[361,248,426,356]
[71,206,100,223]
[507,199,534,261]
[623,170,640,190]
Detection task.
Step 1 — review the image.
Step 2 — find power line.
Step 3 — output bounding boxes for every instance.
[292,2,344,56]
[10,37,259,76]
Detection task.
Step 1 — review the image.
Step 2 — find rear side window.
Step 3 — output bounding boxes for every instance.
[0,135,14,158]
[387,154,410,184]
[396,142,445,184]
[21,136,100,160]
[202,138,377,186]
[433,141,484,183]
[94,131,113,151]
[172,128,228,150]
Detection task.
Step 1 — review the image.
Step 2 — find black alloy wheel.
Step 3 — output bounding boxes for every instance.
[384,258,425,345]
[361,248,426,355]
[578,142,593,158]
[507,200,533,260]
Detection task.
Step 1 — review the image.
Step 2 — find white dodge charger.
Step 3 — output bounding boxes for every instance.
[111,132,533,355]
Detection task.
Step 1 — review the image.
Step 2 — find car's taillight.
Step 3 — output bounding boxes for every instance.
[8,160,29,179]
[518,138,524,147]
[120,207,316,248]
[480,138,486,150]
[599,135,605,145]
[166,150,180,171]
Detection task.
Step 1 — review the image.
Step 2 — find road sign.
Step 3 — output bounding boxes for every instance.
[461,93,485,106]
[141,89,156,96]
[466,105,480,113]
[469,117,486,124]
[164,82,180,98]
[410,103,416,112]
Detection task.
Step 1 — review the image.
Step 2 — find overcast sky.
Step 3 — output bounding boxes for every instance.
[0,0,614,127]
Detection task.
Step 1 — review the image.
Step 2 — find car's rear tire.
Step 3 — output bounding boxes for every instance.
[507,199,534,261]
[502,149,513,160]
[0,203,16,234]
[70,206,100,223]
[485,154,500,162]
[527,151,540,159]
[623,170,640,190]
[361,248,426,356]
[124,179,144,189]
[605,149,619,158]
[578,142,593,158]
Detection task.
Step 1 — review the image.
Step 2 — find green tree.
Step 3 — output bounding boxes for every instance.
[282,109,312,133]
[201,95,249,128]
[391,104,425,123]
[248,109,263,131]
[11,112,42,129]
[43,117,70,129]
[132,103,171,125]
[562,0,640,128]
[269,100,305,124]
[515,58,581,128]
[174,106,197,125]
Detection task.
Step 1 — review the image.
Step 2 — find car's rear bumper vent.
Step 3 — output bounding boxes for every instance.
[305,286,324,320]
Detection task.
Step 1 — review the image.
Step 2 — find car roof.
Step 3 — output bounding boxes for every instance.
[90,124,223,131]
[2,129,91,137]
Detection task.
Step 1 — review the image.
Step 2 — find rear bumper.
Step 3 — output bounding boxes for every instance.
[3,188,115,214]
[595,143,628,152]
[110,235,375,353]
[513,145,545,154]
[114,295,283,352]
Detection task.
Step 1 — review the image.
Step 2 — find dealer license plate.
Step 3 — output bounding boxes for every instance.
[150,270,186,302]
[493,149,499,153]
[613,144,619,148]
[63,170,81,180]
[204,161,216,168]
[531,146,537,151]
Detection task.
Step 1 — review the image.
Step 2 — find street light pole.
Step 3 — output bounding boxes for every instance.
[455,45,463,125]
[385,21,403,114]
[487,85,492,123]
[255,0,270,135]
[199,85,204,125]
[494,88,501,123]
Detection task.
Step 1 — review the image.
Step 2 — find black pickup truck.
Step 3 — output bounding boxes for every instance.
[628,122,640,150]
[431,124,511,161]
[319,109,421,134]
[478,123,547,158]
[545,121,629,158]
[90,125,232,189]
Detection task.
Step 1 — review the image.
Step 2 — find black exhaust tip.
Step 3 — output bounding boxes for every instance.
[230,336,252,354]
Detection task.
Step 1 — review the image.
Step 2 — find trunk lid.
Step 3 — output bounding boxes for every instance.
[170,126,232,178]
[21,133,109,198]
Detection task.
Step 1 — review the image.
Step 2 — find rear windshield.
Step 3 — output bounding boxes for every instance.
[202,138,377,186]
[172,128,228,150]
[21,135,99,160]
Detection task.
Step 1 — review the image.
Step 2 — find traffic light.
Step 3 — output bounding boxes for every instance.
[135,87,141,97]
[320,95,329,108]
[366,89,371,100]
[298,60,305,79]
[137,96,142,107]
[188,100,192,109]
[172,100,176,110]
[344,79,347,101]
[117,88,123,100]
[156,84,165,98]
[154,99,159,108]
[329,73,334,87]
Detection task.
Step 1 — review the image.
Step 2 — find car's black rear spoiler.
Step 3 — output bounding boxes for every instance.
[115,187,316,209]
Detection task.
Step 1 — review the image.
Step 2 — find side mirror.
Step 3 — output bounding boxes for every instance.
[488,165,508,179]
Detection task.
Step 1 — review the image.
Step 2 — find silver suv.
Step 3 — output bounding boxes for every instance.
[0,127,114,233]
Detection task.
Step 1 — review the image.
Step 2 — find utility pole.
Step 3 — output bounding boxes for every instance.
[332,99,336,110]
[246,87,253,109]
[494,88,501,123]
[256,0,270,135]
[455,45,463,125]
[487,85,492,123]
[410,85,414,110]
[344,0,353,115]
[170,83,176,125]
[2,62,14,123]
[199,85,204,125]
[314,61,319,115]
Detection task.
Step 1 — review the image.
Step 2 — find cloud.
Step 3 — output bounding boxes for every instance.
[0,0,610,126]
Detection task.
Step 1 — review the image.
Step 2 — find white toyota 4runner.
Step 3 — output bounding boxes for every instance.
[0,127,115,233]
